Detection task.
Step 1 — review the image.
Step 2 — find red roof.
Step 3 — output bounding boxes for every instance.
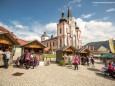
[0,26,28,45]
[17,38,28,45]
[0,26,9,32]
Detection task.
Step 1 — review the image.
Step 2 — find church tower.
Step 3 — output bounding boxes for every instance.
[57,6,81,49]
[57,12,69,49]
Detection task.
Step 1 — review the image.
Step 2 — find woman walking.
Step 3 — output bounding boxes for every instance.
[74,55,79,70]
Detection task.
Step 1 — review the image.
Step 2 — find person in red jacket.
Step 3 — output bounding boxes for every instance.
[108,63,114,70]
[107,63,115,78]
[74,55,79,70]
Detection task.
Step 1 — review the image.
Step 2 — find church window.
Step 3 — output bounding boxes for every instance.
[66,28,68,33]
[60,28,61,34]
[60,39,62,47]
[47,43,48,47]
[50,42,51,47]
[53,42,55,46]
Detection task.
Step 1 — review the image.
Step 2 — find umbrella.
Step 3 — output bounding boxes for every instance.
[99,53,115,59]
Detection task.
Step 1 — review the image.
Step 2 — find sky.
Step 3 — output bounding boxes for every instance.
[0,0,115,45]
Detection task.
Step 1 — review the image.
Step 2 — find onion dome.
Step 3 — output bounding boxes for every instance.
[41,32,49,37]
[59,12,67,23]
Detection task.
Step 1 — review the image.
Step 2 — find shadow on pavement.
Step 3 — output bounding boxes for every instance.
[95,72,115,81]
[87,68,100,72]
[95,61,104,64]
[66,66,74,69]
[0,65,4,68]
[50,61,56,64]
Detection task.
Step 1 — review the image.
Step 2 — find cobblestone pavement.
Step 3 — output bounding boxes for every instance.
[0,60,115,86]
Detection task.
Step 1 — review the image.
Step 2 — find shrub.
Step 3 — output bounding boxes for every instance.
[59,60,65,66]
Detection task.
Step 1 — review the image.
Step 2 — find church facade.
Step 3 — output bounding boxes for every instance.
[41,7,81,53]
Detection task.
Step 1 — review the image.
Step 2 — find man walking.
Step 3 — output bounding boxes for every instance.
[90,57,95,68]
[4,49,11,69]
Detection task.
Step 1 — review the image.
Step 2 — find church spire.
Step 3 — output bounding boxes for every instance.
[67,6,72,18]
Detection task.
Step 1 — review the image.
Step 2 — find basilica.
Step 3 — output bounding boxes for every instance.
[41,7,81,53]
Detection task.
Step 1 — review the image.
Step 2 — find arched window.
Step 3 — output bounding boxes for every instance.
[60,39,62,47]
[50,42,51,47]
[66,28,68,33]
[60,28,61,34]
[53,42,55,46]
[47,43,48,47]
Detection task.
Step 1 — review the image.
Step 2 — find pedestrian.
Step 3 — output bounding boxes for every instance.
[90,57,95,68]
[25,51,30,69]
[47,57,50,66]
[30,53,35,69]
[74,55,79,70]
[4,49,11,69]
[107,63,115,78]
[0,48,4,66]
[86,56,89,66]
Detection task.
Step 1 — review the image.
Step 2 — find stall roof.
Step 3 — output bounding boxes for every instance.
[56,46,77,51]
[21,39,46,48]
[78,46,91,53]
[0,32,19,45]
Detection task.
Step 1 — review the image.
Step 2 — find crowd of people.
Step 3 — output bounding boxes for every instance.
[64,54,95,70]
[15,50,39,69]
[15,50,51,69]
[81,56,95,68]
[0,47,51,69]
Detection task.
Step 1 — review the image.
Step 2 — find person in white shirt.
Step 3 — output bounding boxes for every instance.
[30,53,35,69]
[4,49,11,69]
[0,48,4,66]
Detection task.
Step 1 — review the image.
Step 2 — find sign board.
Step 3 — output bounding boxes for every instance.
[39,61,44,66]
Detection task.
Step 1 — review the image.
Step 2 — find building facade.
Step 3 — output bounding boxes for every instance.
[41,7,81,53]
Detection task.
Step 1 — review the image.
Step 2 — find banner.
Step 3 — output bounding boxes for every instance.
[109,39,115,53]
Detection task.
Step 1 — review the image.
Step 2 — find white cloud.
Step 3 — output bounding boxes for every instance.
[45,23,57,31]
[74,18,115,45]
[0,21,57,42]
[10,20,29,30]
[106,8,115,12]
[77,4,81,7]
[69,0,81,4]
[81,13,95,19]
[92,2,115,4]
[103,17,109,20]
[61,0,81,12]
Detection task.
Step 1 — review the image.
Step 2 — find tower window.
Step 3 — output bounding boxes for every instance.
[47,43,48,47]
[66,28,68,33]
[50,42,51,47]
[53,42,55,46]
[60,39,62,47]
[60,28,61,34]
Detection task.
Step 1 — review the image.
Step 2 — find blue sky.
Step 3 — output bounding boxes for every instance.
[0,0,115,45]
